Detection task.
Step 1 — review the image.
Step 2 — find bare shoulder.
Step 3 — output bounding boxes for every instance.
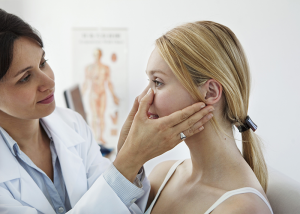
[146,160,178,209]
[148,160,178,192]
[212,192,272,214]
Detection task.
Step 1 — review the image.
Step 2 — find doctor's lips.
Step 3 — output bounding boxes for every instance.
[38,93,54,104]
[148,112,159,119]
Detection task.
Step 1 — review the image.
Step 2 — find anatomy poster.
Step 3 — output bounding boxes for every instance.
[72,28,128,149]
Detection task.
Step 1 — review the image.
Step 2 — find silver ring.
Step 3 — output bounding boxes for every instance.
[180,132,186,140]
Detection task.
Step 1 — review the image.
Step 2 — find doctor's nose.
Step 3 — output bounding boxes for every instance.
[38,72,55,93]
[138,86,150,103]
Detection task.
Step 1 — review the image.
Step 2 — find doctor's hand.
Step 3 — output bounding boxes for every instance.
[117,96,139,153]
[114,88,214,183]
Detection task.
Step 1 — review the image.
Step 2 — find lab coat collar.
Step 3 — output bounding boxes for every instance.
[0,126,18,156]
[0,135,20,183]
[0,109,87,210]
[20,164,56,214]
[42,109,85,148]
[0,134,56,214]
[42,110,88,207]
[0,110,85,182]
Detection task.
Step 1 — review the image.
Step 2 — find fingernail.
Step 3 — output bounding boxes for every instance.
[200,104,206,109]
[199,126,204,131]
[147,88,152,94]
[208,113,213,119]
[209,108,214,112]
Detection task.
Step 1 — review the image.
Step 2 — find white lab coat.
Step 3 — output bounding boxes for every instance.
[0,107,150,214]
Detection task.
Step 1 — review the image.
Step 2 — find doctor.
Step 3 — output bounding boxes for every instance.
[0,9,214,214]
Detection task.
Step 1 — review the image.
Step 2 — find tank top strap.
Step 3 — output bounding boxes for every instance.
[145,159,185,214]
[204,187,273,214]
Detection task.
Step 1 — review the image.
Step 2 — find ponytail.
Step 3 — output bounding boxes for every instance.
[242,130,268,192]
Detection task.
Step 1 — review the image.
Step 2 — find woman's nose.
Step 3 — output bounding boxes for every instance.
[38,70,55,93]
[138,86,150,103]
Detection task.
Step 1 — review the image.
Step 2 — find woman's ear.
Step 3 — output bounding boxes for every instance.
[198,79,222,105]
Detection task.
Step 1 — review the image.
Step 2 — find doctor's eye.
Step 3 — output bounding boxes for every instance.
[20,74,31,83]
[40,59,48,68]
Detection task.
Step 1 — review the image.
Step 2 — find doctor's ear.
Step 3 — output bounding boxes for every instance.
[198,79,222,105]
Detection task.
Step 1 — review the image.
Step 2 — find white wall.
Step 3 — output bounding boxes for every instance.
[1,0,299,182]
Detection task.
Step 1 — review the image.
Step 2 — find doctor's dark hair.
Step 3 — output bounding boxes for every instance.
[0,9,43,81]
[156,21,268,192]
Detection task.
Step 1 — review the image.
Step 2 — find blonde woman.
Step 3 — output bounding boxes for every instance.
[140,21,273,213]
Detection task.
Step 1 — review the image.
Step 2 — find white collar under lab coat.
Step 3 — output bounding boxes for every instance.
[0,110,88,214]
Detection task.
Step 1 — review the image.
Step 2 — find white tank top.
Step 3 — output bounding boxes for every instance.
[145,160,273,214]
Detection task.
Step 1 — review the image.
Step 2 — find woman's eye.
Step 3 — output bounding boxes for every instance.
[152,80,163,87]
[20,74,31,83]
[40,59,48,68]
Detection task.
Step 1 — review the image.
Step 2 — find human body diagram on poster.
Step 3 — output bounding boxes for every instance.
[82,49,119,145]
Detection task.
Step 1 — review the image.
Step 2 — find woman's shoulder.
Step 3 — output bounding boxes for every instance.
[212,189,272,214]
[148,160,178,185]
[146,160,180,210]
[148,159,189,189]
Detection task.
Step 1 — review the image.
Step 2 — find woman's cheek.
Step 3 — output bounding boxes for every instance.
[154,91,178,117]
[154,87,195,118]
[16,90,35,105]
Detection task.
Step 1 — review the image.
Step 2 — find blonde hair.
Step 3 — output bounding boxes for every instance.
[156,21,268,191]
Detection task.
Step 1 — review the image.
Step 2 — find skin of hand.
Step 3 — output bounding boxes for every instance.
[114,88,214,182]
[117,97,139,153]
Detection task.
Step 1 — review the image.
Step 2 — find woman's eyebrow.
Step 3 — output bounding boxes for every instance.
[14,51,45,78]
[14,66,33,77]
[146,70,167,76]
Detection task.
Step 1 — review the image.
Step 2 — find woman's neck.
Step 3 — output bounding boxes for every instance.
[185,116,244,184]
[0,112,44,150]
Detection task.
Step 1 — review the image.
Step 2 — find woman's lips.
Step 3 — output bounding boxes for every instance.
[148,112,159,119]
[38,93,54,104]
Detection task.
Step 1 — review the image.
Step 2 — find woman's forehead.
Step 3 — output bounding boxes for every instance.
[146,48,173,76]
[7,37,43,78]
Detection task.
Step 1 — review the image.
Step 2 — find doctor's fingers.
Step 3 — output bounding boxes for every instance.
[117,97,139,152]
[128,96,140,118]
[180,113,213,142]
[172,106,214,139]
[160,102,207,128]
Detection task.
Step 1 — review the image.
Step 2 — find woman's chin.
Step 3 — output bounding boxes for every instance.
[36,101,56,118]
